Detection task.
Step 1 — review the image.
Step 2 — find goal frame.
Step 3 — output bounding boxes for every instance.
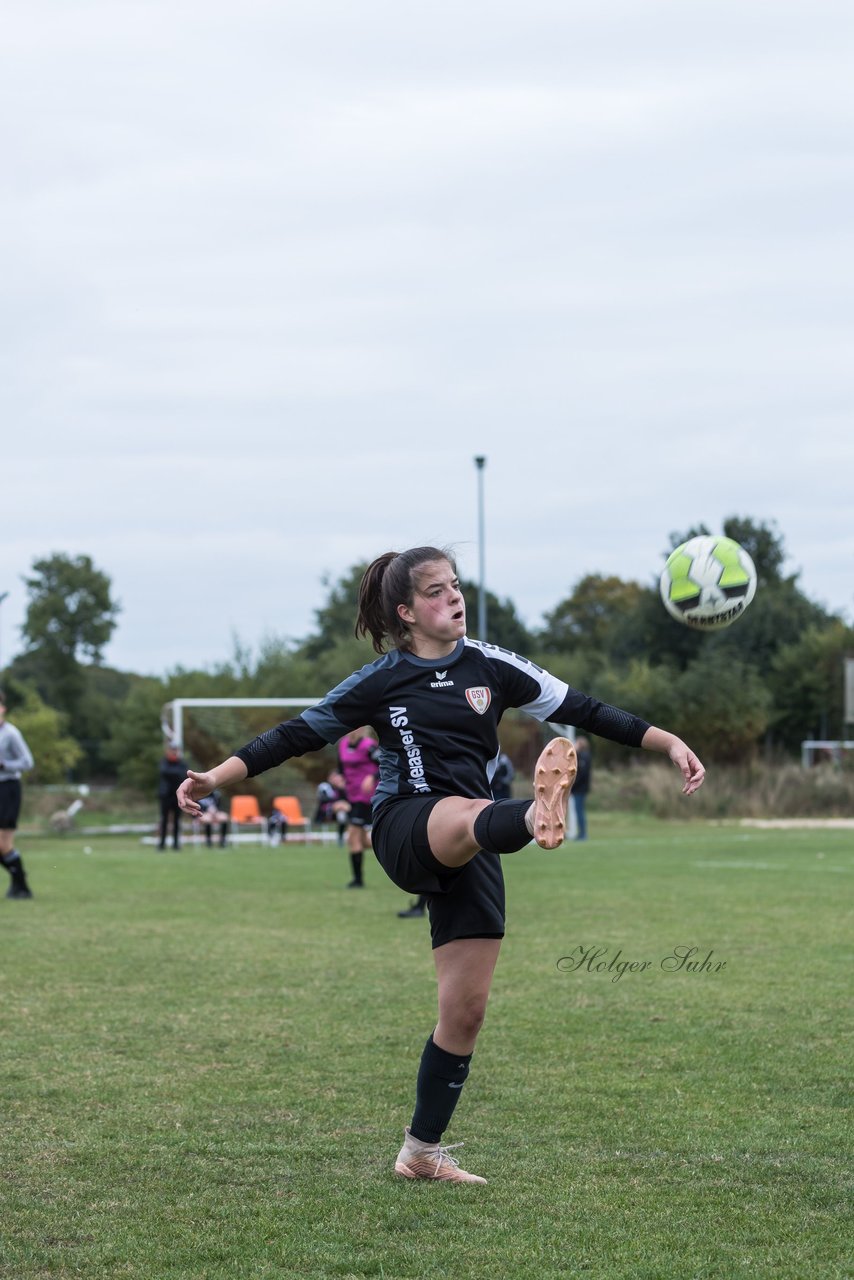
[161,697,321,750]
[800,739,854,768]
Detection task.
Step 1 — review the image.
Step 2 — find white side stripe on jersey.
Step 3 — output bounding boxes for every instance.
[464,638,569,721]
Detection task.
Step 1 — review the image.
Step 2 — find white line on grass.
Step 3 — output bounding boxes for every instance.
[694,860,851,872]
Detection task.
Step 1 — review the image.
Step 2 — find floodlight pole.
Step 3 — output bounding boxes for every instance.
[0,591,8,672]
[474,455,487,640]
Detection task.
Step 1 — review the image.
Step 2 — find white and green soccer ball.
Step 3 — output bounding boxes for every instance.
[659,535,757,630]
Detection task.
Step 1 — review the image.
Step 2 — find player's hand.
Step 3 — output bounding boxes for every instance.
[668,740,705,795]
[177,770,216,816]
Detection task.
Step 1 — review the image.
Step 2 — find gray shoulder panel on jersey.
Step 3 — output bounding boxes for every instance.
[302,650,402,739]
[464,637,569,720]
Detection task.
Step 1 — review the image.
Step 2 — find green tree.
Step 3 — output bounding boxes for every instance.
[5,687,82,783]
[669,650,772,762]
[538,574,646,662]
[625,584,705,672]
[710,576,833,674]
[16,554,121,735]
[105,677,170,792]
[22,553,120,661]
[769,622,854,752]
[299,561,533,659]
[72,665,136,778]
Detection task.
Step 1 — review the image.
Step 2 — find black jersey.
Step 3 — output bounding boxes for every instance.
[235,638,650,809]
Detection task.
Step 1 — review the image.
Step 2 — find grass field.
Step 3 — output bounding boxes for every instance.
[2,817,851,1280]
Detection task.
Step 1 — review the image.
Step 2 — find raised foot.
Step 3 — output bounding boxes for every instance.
[532,737,577,849]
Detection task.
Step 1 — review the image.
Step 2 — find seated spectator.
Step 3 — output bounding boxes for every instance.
[268,806,289,846]
[314,770,350,845]
[198,789,229,848]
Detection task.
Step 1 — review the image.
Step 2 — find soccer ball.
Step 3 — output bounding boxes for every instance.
[659,535,757,630]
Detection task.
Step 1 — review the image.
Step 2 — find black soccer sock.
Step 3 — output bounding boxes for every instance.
[473,799,532,854]
[349,851,363,883]
[219,821,228,847]
[410,1035,472,1144]
[205,826,213,846]
[1,850,29,890]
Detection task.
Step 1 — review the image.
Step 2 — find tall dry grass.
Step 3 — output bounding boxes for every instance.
[590,759,854,820]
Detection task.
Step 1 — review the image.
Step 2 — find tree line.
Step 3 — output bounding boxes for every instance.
[3,518,852,791]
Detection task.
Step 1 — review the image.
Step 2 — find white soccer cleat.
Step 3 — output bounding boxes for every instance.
[532,737,577,849]
[394,1127,487,1184]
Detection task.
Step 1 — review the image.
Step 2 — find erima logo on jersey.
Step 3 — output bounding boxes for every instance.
[465,687,492,714]
[430,668,454,689]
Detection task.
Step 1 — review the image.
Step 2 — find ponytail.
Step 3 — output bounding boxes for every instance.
[355,546,456,654]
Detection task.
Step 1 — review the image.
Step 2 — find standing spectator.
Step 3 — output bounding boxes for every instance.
[158,745,187,850]
[338,728,379,888]
[0,691,35,899]
[491,750,515,800]
[573,736,592,841]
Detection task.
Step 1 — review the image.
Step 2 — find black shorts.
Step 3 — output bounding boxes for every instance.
[0,780,22,830]
[347,801,373,828]
[371,796,505,950]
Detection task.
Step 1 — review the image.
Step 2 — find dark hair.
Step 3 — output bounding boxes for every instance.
[355,546,457,654]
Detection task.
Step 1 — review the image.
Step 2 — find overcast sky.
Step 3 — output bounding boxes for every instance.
[3,1,852,677]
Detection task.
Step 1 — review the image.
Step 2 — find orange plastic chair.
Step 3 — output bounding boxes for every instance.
[272,795,308,829]
[230,795,263,825]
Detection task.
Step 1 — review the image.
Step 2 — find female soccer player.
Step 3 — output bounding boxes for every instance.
[337,727,379,888]
[177,546,705,1183]
[0,691,35,899]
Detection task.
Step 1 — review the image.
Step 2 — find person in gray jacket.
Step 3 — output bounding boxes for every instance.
[0,691,35,899]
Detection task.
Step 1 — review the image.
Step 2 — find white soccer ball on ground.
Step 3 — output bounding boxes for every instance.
[659,534,757,630]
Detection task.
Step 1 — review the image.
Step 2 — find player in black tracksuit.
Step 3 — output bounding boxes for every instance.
[158,746,187,850]
[177,546,705,1183]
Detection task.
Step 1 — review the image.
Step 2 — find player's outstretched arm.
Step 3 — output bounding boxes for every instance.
[640,727,705,795]
[177,755,249,816]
